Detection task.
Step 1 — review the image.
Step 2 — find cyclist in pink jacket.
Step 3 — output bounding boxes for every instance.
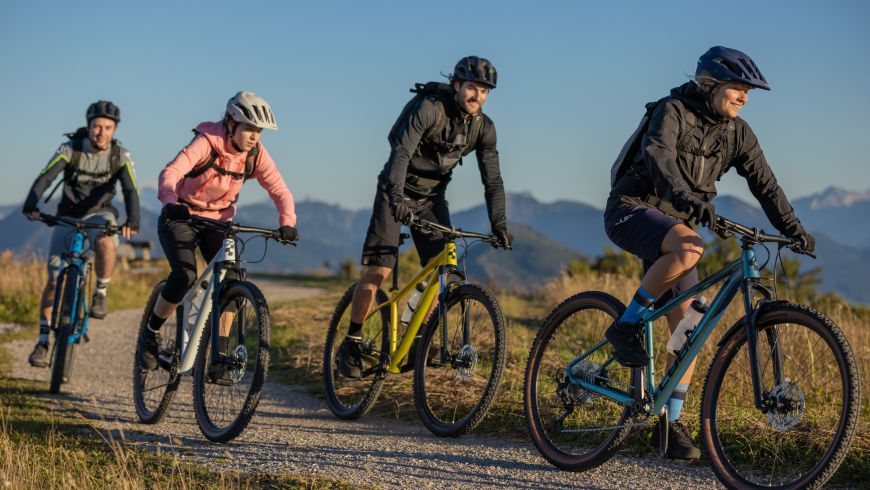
[139,91,298,370]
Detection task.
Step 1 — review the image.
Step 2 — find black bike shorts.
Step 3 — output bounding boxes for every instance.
[360,178,451,269]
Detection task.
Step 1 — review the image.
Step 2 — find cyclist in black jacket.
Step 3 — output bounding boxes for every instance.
[22,101,140,367]
[603,46,815,459]
[336,56,512,378]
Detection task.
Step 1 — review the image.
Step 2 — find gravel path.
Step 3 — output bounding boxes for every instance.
[4,281,721,489]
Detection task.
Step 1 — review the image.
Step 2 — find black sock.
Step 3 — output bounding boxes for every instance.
[347,321,362,338]
[148,313,168,333]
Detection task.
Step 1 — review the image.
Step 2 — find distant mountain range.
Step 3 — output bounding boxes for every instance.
[1,186,868,302]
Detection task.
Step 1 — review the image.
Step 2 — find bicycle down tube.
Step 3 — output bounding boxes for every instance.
[176,237,233,373]
[366,242,458,374]
[567,248,759,413]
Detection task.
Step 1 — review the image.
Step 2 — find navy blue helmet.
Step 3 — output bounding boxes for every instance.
[696,46,770,91]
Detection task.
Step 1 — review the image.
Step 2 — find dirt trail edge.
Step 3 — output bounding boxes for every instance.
[5,280,720,489]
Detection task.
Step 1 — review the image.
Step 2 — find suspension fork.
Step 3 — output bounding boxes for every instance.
[742,279,783,410]
[439,266,450,362]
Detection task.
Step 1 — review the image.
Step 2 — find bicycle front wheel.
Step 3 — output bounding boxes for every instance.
[193,281,270,442]
[323,284,389,420]
[413,283,507,437]
[524,291,636,471]
[133,281,181,424]
[49,267,80,394]
[701,303,861,489]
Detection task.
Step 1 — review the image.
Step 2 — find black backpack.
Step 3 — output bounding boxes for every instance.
[610,98,736,188]
[43,127,122,203]
[389,82,484,156]
[183,129,259,181]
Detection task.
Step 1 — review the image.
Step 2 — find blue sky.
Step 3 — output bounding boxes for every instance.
[1,0,868,214]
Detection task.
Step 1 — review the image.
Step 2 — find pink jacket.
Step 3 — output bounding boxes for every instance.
[158,121,296,227]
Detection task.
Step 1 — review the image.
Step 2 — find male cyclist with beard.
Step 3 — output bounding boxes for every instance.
[603,46,815,459]
[138,91,298,373]
[336,56,512,379]
[23,100,140,367]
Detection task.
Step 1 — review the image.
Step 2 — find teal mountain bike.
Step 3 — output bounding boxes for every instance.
[523,216,861,489]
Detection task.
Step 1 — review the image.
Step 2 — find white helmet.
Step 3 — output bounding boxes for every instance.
[226,91,278,130]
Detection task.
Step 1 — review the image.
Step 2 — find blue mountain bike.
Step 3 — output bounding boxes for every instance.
[523,216,861,489]
[38,213,116,395]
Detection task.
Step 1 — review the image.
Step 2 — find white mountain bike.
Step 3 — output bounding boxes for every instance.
[132,215,295,442]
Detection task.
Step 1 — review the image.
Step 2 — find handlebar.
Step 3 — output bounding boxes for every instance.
[713,216,815,258]
[408,217,508,249]
[37,213,118,235]
[189,215,297,245]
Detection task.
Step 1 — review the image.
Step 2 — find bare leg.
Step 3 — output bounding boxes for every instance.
[40,277,57,325]
[94,235,116,280]
[350,266,392,324]
[640,224,704,297]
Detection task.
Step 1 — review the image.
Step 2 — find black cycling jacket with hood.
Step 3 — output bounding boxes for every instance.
[381,91,506,233]
[610,81,802,235]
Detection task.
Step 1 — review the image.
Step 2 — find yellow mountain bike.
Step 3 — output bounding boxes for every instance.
[323,217,509,437]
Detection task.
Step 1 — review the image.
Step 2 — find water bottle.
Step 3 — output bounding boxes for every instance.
[666,297,707,355]
[400,281,428,326]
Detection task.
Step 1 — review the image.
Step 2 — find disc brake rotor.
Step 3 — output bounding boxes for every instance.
[767,380,805,431]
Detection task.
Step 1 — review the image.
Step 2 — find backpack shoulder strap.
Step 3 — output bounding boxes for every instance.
[109,141,121,175]
[722,119,737,166]
[465,113,485,155]
[422,93,449,141]
[243,144,260,181]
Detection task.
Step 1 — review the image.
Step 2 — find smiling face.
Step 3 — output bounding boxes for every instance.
[230,122,263,152]
[711,81,752,119]
[453,80,491,115]
[87,117,117,151]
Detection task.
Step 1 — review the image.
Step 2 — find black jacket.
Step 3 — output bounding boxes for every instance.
[611,82,801,235]
[381,92,506,232]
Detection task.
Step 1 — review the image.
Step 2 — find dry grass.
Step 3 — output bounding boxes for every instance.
[0,250,165,325]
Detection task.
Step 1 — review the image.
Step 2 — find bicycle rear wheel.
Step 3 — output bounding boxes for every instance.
[133,281,181,424]
[701,303,861,489]
[413,283,507,437]
[49,267,80,394]
[193,281,270,442]
[524,291,637,471]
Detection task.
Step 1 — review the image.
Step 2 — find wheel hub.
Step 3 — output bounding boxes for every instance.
[766,381,805,431]
[453,344,478,381]
[229,344,248,383]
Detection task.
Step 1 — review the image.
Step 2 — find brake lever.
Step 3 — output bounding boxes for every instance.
[787,242,816,259]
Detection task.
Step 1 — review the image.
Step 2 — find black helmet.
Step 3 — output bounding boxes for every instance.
[696,46,770,91]
[453,56,497,89]
[86,100,121,123]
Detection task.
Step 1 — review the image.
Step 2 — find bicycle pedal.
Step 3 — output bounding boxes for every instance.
[83,333,91,343]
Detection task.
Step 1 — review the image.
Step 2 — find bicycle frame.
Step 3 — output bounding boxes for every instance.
[175,237,235,374]
[53,229,91,346]
[569,242,772,416]
[365,242,459,374]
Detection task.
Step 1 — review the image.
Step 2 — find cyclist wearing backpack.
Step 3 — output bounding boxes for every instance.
[336,56,512,379]
[23,100,140,367]
[603,46,815,459]
[138,91,298,371]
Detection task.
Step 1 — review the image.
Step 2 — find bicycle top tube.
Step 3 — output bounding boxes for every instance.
[409,217,499,245]
[188,215,296,244]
